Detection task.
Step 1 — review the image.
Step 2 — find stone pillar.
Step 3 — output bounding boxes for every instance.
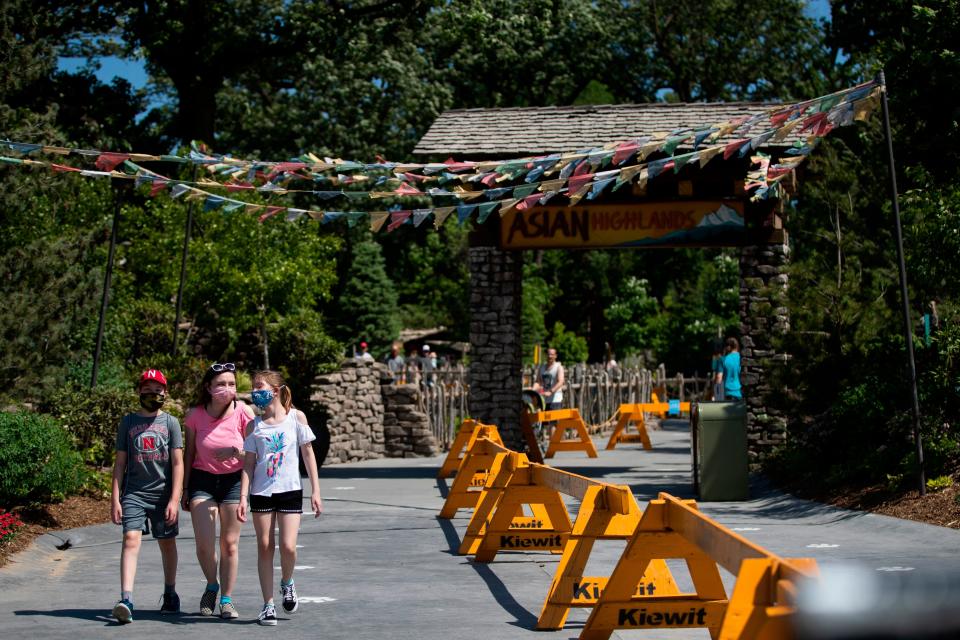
[739,240,790,466]
[468,244,524,449]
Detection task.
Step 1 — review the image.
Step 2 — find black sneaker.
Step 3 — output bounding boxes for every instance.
[280,582,298,613]
[257,602,278,626]
[112,598,134,624]
[160,591,180,615]
[199,588,218,616]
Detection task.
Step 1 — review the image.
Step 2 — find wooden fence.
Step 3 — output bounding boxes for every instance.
[417,363,710,449]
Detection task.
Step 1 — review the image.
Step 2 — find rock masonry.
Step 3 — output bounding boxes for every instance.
[467,245,524,450]
[739,240,790,466]
[310,360,439,464]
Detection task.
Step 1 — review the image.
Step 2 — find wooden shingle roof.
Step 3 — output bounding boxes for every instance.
[413,102,797,158]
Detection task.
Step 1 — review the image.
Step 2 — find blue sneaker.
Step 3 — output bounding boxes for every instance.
[113,598,134,624]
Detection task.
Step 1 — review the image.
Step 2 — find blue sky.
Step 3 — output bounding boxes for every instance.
[58,55,149,89]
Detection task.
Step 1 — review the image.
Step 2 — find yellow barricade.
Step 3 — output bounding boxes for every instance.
[437,420,503,479]
[538,408,599,459]
[458,447,529,555]
[579,492,818,640]
[537,484,679,630]
[605,399,691,451]
[472,456,573,563]
[438,429,508,519]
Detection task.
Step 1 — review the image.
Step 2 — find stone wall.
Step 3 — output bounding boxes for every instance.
[467,244,524,449]
[382,384,440,458]
[309,360,439,464]
[739,240,791,465]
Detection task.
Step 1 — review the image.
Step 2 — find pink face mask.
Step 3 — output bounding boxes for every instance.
[211,387,236,403]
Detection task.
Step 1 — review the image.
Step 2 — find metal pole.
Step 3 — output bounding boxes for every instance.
[91,182,123,388]
[172,168,197,355]
[878,69,926,496]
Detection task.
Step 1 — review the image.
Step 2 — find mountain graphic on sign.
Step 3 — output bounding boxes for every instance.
[696,203,744,228]
[623,203,744,247]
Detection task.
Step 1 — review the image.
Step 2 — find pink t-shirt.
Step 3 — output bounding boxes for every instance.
[185,404,251,474]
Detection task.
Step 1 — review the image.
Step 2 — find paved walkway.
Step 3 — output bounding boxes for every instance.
[3,421,960,639]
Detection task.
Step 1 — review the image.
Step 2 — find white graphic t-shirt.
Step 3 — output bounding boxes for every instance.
[243,411,316,496]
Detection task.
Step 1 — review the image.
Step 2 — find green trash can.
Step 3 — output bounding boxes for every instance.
[692,401,749,501]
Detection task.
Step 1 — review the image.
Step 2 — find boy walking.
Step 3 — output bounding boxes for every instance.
[111,369,184,623]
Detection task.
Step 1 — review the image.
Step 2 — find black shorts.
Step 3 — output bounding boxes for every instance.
[249,490,303,514]
[188,469,242,504]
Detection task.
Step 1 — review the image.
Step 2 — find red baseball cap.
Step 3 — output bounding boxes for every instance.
[360,341,368,348]
[139,369,167,388]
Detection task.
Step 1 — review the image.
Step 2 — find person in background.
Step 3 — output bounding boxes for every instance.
[384,343,405,383]
[420,344,436,387]
[404,348,420,385]
[535,347,565,410]
[604,343,620,380]
[355,341,374,363]
[722,337,742,400]
[711,339,725,401]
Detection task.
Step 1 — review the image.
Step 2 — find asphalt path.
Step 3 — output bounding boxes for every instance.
[3,420,960,639]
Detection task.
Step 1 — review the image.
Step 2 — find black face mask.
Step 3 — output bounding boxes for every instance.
[139,392,166,412]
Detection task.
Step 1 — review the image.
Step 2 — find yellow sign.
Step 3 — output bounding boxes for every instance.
[500,201,744,249]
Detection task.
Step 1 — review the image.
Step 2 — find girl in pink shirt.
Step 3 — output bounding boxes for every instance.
[182,363,255,619]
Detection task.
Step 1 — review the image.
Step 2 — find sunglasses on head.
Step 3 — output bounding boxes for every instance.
[211,362,236,372]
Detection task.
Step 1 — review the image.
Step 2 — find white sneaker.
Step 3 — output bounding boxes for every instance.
[258,602,278,626]
[280,582,298,613]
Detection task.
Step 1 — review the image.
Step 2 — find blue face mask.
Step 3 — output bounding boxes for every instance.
[250,389,274,409]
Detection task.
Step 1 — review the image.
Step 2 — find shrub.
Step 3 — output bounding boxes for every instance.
[926,475,954,492]
[41,386,134,468]
[0,412,84,507]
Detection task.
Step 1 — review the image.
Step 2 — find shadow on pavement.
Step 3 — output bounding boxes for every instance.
[467,561,539,630]
[13,609,260,625]
[436,515,462,555]
[436,477,450,499]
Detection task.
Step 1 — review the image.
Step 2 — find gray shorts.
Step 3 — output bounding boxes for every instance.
[121,496,179,539]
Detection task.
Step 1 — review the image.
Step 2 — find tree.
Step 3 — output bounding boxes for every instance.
[422,0,615,108]
[831,0,960,181]
[181,207,341,366]
[49,0,440,155]
[605,277,667,360]
[608,0,844,103]
[336,238,402,357]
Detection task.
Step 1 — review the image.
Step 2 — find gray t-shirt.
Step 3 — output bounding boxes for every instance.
[115,412,183,506]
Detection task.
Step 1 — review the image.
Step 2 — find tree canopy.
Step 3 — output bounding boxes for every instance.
[3,0,960,491]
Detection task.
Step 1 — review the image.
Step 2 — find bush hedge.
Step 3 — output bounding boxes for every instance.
[0,411,85,507]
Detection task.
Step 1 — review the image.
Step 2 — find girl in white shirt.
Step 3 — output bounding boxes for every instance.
[238,370,322,626]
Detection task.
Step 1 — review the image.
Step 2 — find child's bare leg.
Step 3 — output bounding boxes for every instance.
[190,499,220,584]
[253,512,276,603]
[157,538,178,587]
[277,512,301,584]
[120,530,142,594]
[219,503,242,596]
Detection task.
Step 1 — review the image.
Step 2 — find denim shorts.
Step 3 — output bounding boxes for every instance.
[121,497,178,539]
[188,469,243,504]
[249,490,303,514]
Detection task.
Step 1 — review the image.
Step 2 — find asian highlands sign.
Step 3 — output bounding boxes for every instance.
[500,201,745,249]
